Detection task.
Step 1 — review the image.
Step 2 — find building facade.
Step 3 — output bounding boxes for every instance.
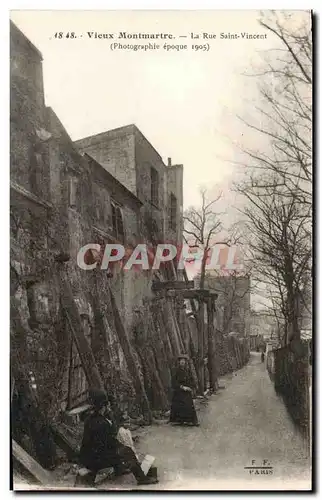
[75,126,183,246]
[10,21,185,421]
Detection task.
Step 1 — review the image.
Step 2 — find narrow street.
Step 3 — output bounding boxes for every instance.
[130,352,311,491]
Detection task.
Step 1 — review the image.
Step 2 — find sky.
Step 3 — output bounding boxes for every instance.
[10,10,311,309]
[10,9,276,211]
[10,10,308,310]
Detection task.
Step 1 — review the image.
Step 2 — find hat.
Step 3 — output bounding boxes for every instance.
[178,354,189,360]
[89,389,108,409]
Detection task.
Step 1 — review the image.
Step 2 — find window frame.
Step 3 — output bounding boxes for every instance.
[111,199,125,242]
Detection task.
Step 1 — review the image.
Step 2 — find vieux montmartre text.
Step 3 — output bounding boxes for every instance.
[86,31,267,40]
[87,32,174,39]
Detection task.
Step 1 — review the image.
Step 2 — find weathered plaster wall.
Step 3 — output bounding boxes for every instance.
[75,128,137,195]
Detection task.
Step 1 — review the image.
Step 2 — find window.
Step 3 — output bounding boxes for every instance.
[150,167,159,206]
[92,184,111,228]
[111,200,125,241]
[169,193,177,231]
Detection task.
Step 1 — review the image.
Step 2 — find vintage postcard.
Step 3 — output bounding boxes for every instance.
[10,9,312,491]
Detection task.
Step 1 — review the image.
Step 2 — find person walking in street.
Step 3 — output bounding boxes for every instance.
[261,351,265,363]
[169,355,199,426]
[79,389,158,486]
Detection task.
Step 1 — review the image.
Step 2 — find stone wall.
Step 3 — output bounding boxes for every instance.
[75,125,184,248]
[10,21,189,426]
[273,342,310,439]
[10,22,50,200]
[75,127,137,196]
[165,162,184,244]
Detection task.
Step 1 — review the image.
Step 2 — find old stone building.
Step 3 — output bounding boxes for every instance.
[249,310,277,341]
[10,20,187,430]
[75,126,183,246]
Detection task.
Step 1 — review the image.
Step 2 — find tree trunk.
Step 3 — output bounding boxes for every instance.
[185,317,199,377]
[198,251,208,393]
[169,299,185,354]
[175,297,188,352]
[163,300,180,357]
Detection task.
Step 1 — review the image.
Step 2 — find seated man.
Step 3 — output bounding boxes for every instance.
[79,389,158,486]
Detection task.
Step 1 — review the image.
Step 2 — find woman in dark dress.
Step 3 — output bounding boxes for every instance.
[169,355,199,426]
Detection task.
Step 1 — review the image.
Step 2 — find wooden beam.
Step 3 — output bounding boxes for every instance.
[183,269,201,389]
[152,280,194,292]
[183,268,198,319]
[109,286,152,424]
[198,301,205,394]
[59,272,104,391]
[67,403,92,416]
[12,440,53,486]
[50,424,79,462]
[207,297,218,391]
[11,181,53,210]
[166,289,218,300]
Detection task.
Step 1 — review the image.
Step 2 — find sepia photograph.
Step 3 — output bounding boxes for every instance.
[9,8,312,491]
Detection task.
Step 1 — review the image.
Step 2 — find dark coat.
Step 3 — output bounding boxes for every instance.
[79,411,120,472]
[170,367,198,424]
[172,366,195,391]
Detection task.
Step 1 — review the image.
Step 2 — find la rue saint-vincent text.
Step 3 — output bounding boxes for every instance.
[83,31,267,40]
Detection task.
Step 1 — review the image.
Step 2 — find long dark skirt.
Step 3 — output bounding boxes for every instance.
[170,389,198,424]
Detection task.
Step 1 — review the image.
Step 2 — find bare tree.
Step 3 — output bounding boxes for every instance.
[236,11,312,345]
[207,271,252,336]
[238,11,312,207]
[183,188,244,391]
[237,174,311,344]
[183,188,223,392]
[183,188,223,289]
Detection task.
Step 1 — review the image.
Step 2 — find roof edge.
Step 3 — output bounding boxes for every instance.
[10,20,43,61]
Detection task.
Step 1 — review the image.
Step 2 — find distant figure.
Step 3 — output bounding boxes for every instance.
[79,389,158,486]
[261,351,265,363]
[169,355,199,426]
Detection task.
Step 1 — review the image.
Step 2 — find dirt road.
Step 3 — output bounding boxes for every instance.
[132,352,311,490]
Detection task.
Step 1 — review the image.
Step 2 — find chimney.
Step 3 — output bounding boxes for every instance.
[168,157,172,167]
